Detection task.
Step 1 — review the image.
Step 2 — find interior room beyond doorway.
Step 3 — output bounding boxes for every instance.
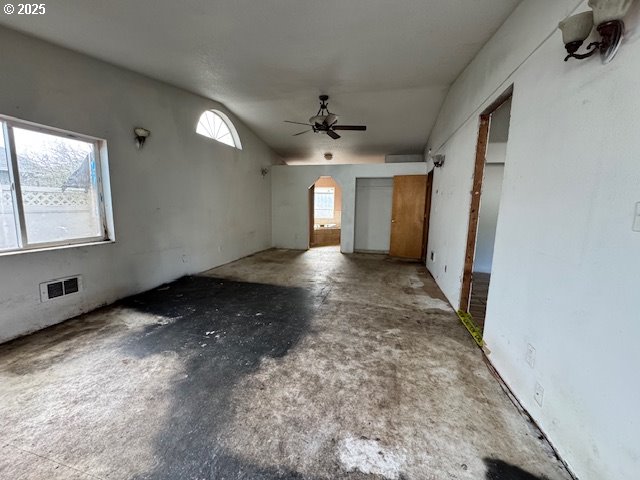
[310,176,342,248]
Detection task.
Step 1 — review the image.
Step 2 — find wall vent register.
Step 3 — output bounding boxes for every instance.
[40,275,82,302]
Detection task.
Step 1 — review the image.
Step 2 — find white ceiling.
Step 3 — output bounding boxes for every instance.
[0,0,521,164]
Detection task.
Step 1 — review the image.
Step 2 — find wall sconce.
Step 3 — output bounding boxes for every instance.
[559,0,634,64]
[134,127,151,149]
[432,154,446,168]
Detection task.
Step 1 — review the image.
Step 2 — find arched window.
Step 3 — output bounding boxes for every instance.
[196,110,242,149]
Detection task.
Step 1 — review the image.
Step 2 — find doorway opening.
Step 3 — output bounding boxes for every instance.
[460,91,512,333]
[308,176,342,249]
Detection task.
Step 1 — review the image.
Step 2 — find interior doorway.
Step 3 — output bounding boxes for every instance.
[308,176,342,248]
[460,92,512,332]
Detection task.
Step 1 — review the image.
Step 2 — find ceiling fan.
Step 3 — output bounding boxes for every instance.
[285,95,367,140]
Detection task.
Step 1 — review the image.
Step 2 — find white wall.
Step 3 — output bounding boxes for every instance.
[272,163,428,252]
[485,142,508,164]
[385,154,424,163]
[354,178,393,253]
[0,27,280,343]
[426,1,640,479]
[473,164,505,274]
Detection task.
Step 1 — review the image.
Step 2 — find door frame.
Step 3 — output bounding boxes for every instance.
[459,87,513,312]
[308,184,315,249]
[421,171,434,262]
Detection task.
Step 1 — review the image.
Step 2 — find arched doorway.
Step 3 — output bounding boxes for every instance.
[308,176,342,249]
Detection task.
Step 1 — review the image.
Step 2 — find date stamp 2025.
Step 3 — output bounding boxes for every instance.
[3,3,46,15]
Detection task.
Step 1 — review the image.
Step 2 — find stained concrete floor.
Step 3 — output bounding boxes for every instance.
[0,247,572,480]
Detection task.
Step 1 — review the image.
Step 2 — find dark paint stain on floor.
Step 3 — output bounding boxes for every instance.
[485,458,550,480]
[119,275,323,479]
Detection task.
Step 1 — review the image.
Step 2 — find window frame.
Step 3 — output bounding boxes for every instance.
[314,187,335,220]
[195,109,242,150]
[0,115,111,254]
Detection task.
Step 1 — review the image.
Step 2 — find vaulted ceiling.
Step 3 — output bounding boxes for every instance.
[0,0,522,164]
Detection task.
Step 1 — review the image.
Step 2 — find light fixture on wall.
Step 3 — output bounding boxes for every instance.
[432,154,446,168]
[425,148,445,168]
[559,0,634,64]
[134,127,151,149]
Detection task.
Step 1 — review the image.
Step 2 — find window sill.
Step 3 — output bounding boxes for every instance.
[0,239,115,258]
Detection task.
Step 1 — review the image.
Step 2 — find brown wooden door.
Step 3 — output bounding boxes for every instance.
[389,175,428,259]
[308,185,315,248]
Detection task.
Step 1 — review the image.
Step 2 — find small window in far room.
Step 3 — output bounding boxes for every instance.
[196,110,242,149]
[314,187,335,219]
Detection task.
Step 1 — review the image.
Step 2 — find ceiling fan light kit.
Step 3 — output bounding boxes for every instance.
[285,95,367,140]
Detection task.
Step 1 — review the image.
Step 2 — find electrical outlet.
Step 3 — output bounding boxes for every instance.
[633,202,640,232]
[526,344,536,368]
[534,382,544,407]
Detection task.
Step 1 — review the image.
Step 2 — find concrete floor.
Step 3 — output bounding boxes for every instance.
[0,248,572,480]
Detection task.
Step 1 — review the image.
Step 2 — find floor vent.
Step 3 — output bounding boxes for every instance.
[40,275,83,302]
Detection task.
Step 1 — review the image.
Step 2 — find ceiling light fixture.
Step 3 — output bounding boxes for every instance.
[559,0,634,64]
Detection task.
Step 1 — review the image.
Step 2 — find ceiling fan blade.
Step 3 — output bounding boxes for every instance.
[293,129,311,136]
[332,125,367,131]
[327,130,341,140]
[284,120,313,126]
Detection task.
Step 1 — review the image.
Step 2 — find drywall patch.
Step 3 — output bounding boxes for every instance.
[338,435,407,479]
